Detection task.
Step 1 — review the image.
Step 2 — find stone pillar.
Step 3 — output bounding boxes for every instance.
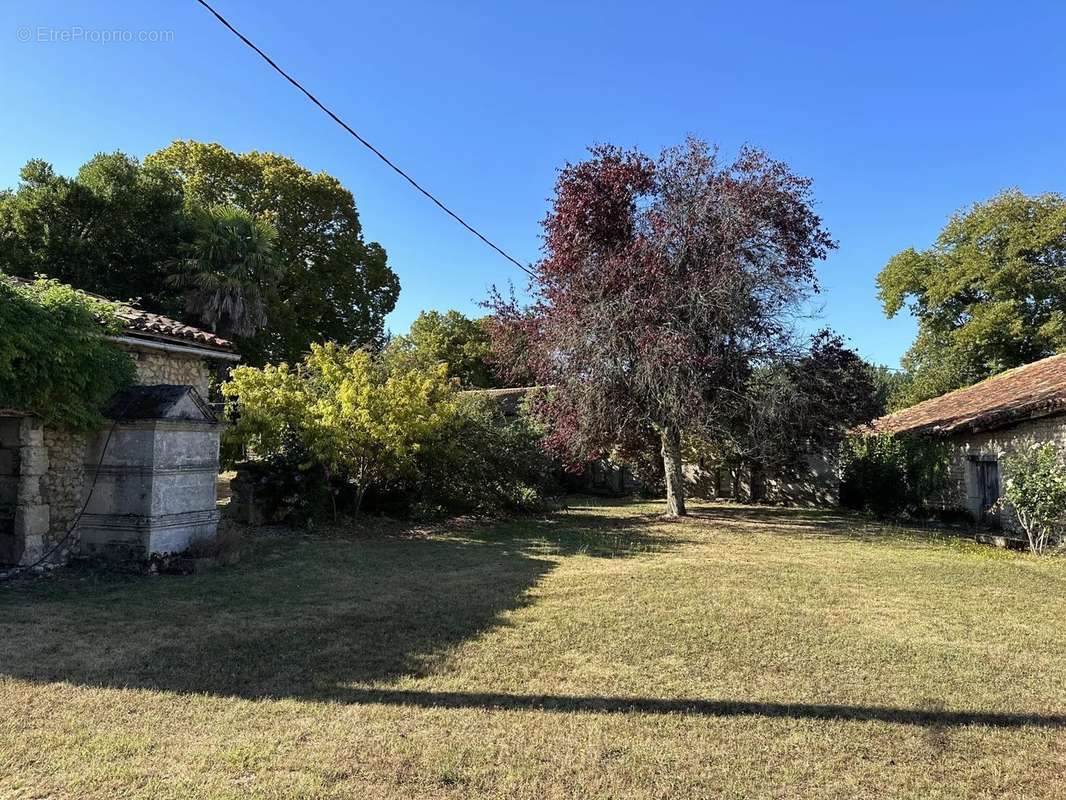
[15,417,49,564]
[0,416,50,565]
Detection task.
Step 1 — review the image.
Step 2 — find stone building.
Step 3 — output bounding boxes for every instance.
[866,353,1066,529]
[0,278,238,566]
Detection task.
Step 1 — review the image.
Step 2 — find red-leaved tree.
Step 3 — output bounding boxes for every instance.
[489,138,835,516]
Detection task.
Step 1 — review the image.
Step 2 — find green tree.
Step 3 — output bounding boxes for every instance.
[223,342,457,514]
[389,309,499,388]
[147,141,400,364]
[878,189,1066,407]
[167,206,281,340]
[0,154,187,313]
[866,363,912,415]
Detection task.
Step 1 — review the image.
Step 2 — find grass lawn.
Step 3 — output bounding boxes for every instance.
[2,499,1066,799]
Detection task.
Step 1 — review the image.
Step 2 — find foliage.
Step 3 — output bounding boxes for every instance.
[733,331,881,478]
[878,189,1066,407]
[866,363,912,416]
[1000,443,1066,554]
[396,394,558,517]
[147,141,400,364]
[0,275,136,429]
[839,434,951,518]
[223,342,458,515]
[167,205,281,340]
[0,154,187,315]
[0,144,400,366]
[389,309,500,388]
[488,137,834,516]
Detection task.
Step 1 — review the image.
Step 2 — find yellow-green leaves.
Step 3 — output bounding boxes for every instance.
[223,343,459,508]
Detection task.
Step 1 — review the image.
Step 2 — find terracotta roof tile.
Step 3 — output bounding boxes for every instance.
[4,275,233,352]
[867,353,1066,436]
[112,306,233,350]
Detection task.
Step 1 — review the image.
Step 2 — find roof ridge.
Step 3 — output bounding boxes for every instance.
[871,351,1066,436]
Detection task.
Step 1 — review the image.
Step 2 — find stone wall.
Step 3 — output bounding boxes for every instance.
[931,413,1066,530]
[684,453,840,507]
[40,426,89,560]
[127,346,212,400]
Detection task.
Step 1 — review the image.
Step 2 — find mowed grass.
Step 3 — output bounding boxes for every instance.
[2,500,1066,799]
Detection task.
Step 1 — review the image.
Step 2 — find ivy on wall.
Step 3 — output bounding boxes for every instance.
[0,275,136,430]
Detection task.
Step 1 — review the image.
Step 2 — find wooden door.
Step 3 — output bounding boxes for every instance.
[975,460,1000,526]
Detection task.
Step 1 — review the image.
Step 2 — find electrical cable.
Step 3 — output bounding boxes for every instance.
[194,0,536,279]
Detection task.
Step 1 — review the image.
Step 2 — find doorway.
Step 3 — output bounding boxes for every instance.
[973,458,1001,527]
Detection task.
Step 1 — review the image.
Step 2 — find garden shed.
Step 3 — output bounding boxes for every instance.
[0,277,238,566]
[866,353,1066,528]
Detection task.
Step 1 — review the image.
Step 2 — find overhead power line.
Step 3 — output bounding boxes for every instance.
[194,0,535,278]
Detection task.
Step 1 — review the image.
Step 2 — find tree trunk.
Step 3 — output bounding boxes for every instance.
[661,426,687,517]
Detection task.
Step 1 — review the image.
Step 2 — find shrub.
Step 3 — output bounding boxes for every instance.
[223,342,458,517]
[0,275,136,429]
[401,394,558,518]
[840,434,950,518]
[225,347,560,523]
[1000,443,1066,554]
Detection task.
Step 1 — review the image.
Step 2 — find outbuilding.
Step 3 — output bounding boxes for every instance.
[866,353,1066,529]
[0,277,238,566]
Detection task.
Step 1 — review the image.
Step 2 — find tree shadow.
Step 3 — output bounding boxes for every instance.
[0,510,684,700]
[685,503,977,548]
[317,688,1066,729]
[2,506,1056,731]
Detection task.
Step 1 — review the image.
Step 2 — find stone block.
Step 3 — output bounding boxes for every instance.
[19,418,44,447]
[18,446,48,476]
[20,534,44,564]
[17,475,41,504]
[14,503,49,538]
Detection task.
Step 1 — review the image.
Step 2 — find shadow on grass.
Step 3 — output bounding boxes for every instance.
[320,688,1066,729]
[2,504,1055,730]
[0,508,683,700]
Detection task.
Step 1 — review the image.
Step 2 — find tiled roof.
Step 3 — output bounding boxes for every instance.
[867,353,1066,436]
[4,275,233,352]
[112,305,233,351]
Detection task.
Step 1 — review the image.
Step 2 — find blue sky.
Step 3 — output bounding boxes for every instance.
[2,1,1064,366]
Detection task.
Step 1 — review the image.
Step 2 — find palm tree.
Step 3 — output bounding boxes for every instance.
[168,206,280,340]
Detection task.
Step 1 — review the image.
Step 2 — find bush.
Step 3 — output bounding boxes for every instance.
[840,434,950,518]
[224,345,557,523]
[224,342,458,516]
[1000,443,1066,554]
[0,275,136,429]
[400,394,558,518]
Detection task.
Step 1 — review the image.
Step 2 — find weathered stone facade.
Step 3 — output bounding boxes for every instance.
[1,343,232,566]
[2,275,237,567]
[128,346,212,400]
[40,427,89,561]
[929,413,1066,531]
[22,348,216,559]
[683,452,840,507]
